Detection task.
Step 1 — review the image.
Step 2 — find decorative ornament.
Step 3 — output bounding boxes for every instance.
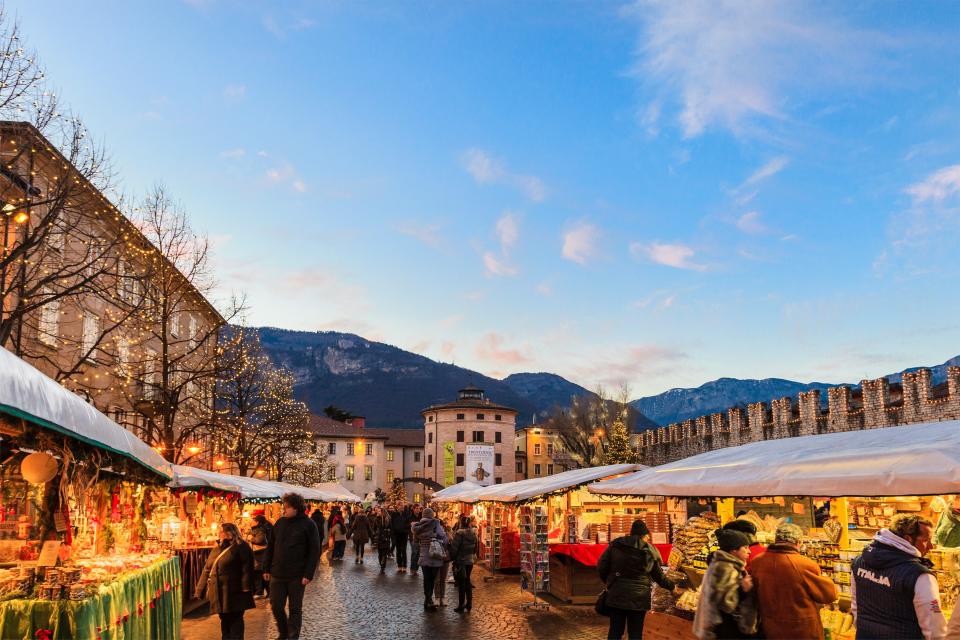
[21,453,58,484]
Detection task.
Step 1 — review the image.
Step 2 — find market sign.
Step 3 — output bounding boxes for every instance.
[443,441,455,487]
[466,444,495,487]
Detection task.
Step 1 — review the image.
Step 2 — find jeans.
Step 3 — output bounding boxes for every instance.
[607,608,646,640]
[219,611,245,640]
[421,565,439,603]
[409,538,420,572]
[434,561,450,601]
[456,563,474,609]
[394,532,408,568]
[270,578,306,639]
[332,540,346,559]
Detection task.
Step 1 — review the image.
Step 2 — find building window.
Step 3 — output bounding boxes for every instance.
[328,442,336,455]
[456,430,464,442]
[38,296,60,346]
[386,450,394,462]
[495,414,502,421]
[345,465,355,481]
[534,443,541,455]
[456,413,465,420]
[495,431,502,444]
[548,464,554,475]
[495,477,502,484]
[456,453,464,466]
[413,493,422,503]
[81,313,99,360]
[473,431,484,443]
[516,461,523,473]
[428,432,433,444]
[547,443,554,456]
[495,453,502,466]
[387,470,395,483]
[413,470,421,478]
[364,465,373,481]
[534,464,541,476]
[427,454,433,468]
[428,416,434,422]
[347,443,355,456]
[365,443,373,456]
[414,451,421,462]
[477,413,485,420]
[456,476,464,483]
[169,311,179,338]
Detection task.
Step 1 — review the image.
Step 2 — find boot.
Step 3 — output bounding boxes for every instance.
[424,598,437,612]
[454,592,466,613]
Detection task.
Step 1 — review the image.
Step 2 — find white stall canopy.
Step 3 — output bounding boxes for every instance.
[437,464,645,504]
[169,466,363,503]
[306,482,363,504]
[431,480,482,503]
[0,347,172,480]
[589,419,960,498]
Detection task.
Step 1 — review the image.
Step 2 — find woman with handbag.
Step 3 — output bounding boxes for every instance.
[412,507,448,611]
[195,522,256,640]
[692,529,758,640]
[597,519,678,640]
[449,515,478,613]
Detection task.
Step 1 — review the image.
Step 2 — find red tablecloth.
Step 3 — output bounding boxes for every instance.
[549,542,673,566]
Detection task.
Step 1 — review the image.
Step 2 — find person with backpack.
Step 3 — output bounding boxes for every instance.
[597,519,678,640]
[413,507,449,611]
[449,514,479,613]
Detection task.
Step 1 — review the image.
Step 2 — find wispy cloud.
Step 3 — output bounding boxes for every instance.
[461,149,546,202]
[495,212,520,253]
[905,164,960,204]
[536,282,553,297]
[572,344,687,389]
[630,241,707,271]
[224,84,247,100]
[562,222,601,265]
[219,148,246,160]
[475,332,532,365]
[625,1,887,138]
[265,163,307,193]
[482,251,518,277]
[735,211,769,235]
[741,156,790,189]
[395,221,444,249]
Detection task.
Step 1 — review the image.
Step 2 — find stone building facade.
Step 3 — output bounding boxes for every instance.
[421,386,517,488]
[638,366,960,466]
[515,423,575,479]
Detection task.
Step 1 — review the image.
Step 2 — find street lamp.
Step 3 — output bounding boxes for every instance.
[187,444,201,455]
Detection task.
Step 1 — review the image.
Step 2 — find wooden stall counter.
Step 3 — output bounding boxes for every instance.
[547,543,673,604]
[643,611,696,640]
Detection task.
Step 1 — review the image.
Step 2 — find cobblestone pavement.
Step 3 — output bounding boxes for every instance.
[183,551,607,639]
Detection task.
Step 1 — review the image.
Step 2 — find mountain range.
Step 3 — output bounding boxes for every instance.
[257,326,958,431]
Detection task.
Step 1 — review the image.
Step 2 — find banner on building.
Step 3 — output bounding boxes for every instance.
[443,441,456,486]
[465,444,495,487]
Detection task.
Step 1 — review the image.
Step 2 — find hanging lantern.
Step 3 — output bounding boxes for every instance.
[21,452,58,484]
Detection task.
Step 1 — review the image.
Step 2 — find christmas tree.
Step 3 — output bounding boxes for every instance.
[603,415,639,464]
[385,479,407,506]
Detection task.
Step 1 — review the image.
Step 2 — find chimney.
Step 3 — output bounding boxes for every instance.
[348,416,366,429]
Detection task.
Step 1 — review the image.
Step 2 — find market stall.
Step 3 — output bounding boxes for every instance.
[589,419,960,639]
[430,464,669,604]
[0,347,180,640]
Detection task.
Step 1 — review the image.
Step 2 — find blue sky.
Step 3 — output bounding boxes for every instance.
[11,1,960,397]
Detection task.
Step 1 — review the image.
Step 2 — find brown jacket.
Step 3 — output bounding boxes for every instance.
[749,543,837,640]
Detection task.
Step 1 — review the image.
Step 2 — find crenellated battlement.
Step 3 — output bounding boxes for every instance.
[637,366,960,466]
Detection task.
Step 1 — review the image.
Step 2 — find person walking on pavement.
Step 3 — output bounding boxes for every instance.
[263,493,322,640]
[391,504,412,573]
[851,514,947,640]
[749,523,836,640]
[348,508,372,564]
[409,503,423,575]
[196,522,256,640]
[692,529,758,640]
[373,507,393,573]
[328,507,347,561]
[597,519,678,640]
[310,506,327,549]
[414,507,449,611]
[248,511,273,599]
[450,514,478,613]
[433,518,453,607]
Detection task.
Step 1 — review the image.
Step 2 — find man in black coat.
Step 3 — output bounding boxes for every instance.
[264,493,322,640]
[390,505,412,572]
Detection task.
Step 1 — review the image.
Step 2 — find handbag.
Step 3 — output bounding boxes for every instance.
[595,571,619,616]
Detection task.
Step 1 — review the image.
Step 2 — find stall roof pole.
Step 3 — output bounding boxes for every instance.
[836,497,850,550]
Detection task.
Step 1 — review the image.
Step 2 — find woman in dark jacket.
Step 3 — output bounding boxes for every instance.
[196,522,256,640]
[597,519,677,640]
[248,513,272,598]
[373,507,394,573]
[449,515,479,613]
[348,509,372,564]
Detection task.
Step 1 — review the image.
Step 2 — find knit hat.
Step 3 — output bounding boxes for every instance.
[723,519,758,544]
[423,507,435,519]
[716,529,751,552]
[775,522,803,545]
[630,519,650,537]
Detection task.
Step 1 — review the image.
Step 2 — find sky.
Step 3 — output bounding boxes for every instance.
[9,1,960,398]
